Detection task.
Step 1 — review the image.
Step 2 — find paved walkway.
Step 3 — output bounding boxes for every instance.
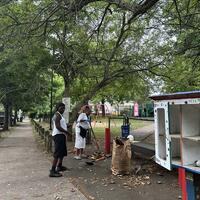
[131,122,154,140]
[0,120,87,200]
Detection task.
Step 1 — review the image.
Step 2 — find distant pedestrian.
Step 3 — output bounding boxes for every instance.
[74,105,91,160]
[49,102,70,177]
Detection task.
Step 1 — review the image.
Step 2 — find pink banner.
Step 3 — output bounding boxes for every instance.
[134,103,139,117]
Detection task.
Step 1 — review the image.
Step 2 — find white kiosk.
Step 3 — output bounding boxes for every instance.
[150,91,200,173]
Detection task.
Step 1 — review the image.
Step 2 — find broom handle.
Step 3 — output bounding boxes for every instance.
[89,121,100,152]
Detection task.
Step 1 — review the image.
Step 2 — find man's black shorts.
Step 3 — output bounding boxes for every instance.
[53,134,67,158]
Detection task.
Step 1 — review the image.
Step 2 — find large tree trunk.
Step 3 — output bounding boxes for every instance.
[69,80,108,123]
[13,110,17,125]
[70,99,89,124]
[3,102,9,131]
[9,105,13,126]
[101,98,105,117]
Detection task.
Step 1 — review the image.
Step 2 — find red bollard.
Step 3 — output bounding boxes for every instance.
[105,128,111,155]
[178,168,187,200]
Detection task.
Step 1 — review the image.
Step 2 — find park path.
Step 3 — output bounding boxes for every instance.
[0,119,87,200]
[133,123,154,136]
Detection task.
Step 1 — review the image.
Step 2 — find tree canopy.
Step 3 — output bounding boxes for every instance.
[0,0,199,126]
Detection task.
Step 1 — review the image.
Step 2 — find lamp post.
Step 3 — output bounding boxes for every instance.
[49,67,53,130]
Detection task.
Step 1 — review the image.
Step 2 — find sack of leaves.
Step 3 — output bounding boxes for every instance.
[111,138,131,175]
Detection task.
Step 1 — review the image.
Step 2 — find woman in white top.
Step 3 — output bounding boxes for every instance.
[49,102,70,177]
[74,105,91,159]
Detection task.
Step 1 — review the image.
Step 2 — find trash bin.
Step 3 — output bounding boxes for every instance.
[121,115,130,138]
[121,125,130,138]
[186,172,195,200]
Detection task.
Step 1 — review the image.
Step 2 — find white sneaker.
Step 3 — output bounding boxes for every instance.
[74,156,81,160]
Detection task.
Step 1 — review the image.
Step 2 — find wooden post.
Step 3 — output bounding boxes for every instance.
[48,134,52,153]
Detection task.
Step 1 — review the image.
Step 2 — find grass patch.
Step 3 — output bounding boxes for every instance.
[38,117,152,139]
[92,118,150,138]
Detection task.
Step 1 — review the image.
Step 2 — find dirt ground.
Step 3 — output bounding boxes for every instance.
[58,141,181,200]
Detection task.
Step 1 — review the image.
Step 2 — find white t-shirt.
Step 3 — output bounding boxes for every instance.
[77,113,90,129]
[52,112,67,136]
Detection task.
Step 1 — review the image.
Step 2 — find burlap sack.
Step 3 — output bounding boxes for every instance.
[111,138,132,175]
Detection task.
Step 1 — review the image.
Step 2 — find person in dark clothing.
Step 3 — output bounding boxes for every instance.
[49,102,70,177]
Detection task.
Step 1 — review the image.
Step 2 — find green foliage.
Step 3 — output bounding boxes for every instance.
[162,56,200,93]
[0,36,52,111]
[158,0,200,93]
[29,111,37,119]
[1,0,199,121]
